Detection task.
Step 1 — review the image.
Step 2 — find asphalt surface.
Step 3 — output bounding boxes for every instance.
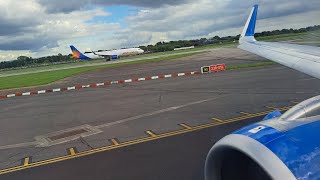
[2,65,319,148]
[0,47,319,179]
[1,115,262,180]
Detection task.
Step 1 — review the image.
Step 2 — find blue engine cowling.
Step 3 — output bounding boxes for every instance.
[111,55,119,59]
[205,96,320,180]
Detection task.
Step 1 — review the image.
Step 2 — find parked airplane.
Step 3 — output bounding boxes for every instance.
[205,5,320,180]
[70,45,144,61]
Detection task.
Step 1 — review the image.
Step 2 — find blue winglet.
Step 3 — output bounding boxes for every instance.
[245,5,258,36]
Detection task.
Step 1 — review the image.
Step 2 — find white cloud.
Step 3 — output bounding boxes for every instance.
[115,0,320,45]
[38,0,192,13]
[0,0,319,61]
[0,0,122,59]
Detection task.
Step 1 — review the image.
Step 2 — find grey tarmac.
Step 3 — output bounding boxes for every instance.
[0,47,319,179]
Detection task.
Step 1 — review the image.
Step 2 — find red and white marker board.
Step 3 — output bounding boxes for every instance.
[210,64,226,72]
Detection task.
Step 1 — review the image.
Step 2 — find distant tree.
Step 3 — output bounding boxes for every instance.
[138,46,147,51]
[17,56,29,61]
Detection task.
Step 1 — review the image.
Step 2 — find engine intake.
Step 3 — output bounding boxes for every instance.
[205,134,295,180]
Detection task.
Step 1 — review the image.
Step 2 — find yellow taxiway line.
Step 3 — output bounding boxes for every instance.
[0,105,293,175]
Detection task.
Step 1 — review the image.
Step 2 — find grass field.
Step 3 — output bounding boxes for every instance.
[227,62,275,70]
[0,52,203,90]
[0,59,105,75]
[256,30,320,42]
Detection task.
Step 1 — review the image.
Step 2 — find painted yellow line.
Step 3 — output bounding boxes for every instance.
[239,112,252,116]
[224,115,256,121]
[219,106,291,122]
[0,113,255,175]
[110,138,120,146]
[23,157,30,166]
[179,123,192,130]
[239,106,292,118]
[68,148,76,156]
[145,130,157,138]
[266,106,292,111]
[211,117,223,122]
[279,106,293,111]
[266,106,277,110]
[0,105,294,175]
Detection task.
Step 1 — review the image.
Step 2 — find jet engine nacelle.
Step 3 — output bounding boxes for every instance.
[205,96,320,180]
[111,55,119,59]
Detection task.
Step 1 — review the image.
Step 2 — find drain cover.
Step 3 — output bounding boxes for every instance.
[48,129,88,141]
[35,125,102,147]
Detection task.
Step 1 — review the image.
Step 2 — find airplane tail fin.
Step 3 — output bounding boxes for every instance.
[239,5,258,44]
[70,45,91,60]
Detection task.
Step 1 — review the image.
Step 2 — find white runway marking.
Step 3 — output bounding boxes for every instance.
[0,141,37,150]
[95,95,228,129]
[0,95,227,150]
[299,77,316,81]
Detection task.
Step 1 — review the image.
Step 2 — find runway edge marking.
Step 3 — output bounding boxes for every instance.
[0,70,212,100]
[0,104,294,175]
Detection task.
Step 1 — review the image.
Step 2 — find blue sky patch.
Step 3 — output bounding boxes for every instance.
[86,5,139,28]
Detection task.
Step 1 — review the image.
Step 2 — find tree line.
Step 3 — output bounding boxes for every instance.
[1,25,319,70]
[138,25,320,53]
[0,54,73,70]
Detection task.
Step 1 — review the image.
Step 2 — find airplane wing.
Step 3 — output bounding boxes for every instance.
[205,5,320,180]
[238,5,320,79]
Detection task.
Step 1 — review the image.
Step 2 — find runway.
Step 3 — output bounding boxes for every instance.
[0,47,319,179]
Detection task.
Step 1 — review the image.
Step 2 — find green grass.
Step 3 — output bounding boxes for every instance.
[0,59,106,75]
[295,38,320,42]
[0,52,203,90]
[122,42,237,59]
[256,30,320,42]
[256,33,306,41]
[227,62,275,70]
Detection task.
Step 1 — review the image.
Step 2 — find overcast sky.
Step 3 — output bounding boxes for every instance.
[0,0,319,61]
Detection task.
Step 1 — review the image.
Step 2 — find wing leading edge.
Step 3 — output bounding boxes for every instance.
[238,5,320,79]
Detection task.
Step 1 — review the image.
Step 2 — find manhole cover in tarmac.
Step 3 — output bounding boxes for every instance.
[48,129,88,141]
[35,125,102,147]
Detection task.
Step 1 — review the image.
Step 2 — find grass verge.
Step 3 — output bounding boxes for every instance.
[227,62,276,70]
[0,52,203,90]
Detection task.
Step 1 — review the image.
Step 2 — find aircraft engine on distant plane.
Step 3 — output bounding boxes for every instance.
[111,55,119,59]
